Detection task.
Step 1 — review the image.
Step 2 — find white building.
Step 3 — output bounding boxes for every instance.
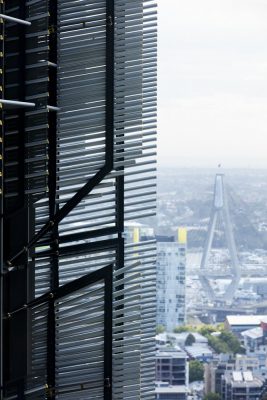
[157,229,187,332]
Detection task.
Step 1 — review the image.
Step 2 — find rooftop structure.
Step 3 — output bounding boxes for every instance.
[156,333,169,347]
[242,327,264,340]
[221,370,266,400]
[168,332,208,346]
[155,382,188,400]
[235,355,261,372]
[225,315,267,334]
[241,321,267,368]
[185,344,213,363]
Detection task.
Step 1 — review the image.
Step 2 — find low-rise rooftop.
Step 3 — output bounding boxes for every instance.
[226,315,267,326]
[169,331,208,344]
[156,346,187,359]
[224,370,264,388]
[241,326,263,340]
[185,344,213,359]
[155,385,188,394]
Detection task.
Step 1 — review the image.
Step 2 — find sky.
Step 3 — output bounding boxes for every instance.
[158,0,267,168]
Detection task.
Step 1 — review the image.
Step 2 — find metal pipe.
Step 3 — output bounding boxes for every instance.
[47,105,60,111]
[0,14,31,26]
[0,99,35,108]
[48,61,58,68]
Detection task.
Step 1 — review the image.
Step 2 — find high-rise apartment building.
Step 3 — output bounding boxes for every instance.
[0,1,157,399]
[156,229,187,332]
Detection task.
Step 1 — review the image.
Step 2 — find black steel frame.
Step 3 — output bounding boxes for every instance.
[6,0,115,269]
[47,1,59,394]
[1,0,120,398]
[0,2,4,393]
[2,265,113,399]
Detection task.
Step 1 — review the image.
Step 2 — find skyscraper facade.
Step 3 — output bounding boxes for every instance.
[156,229,187,332]
[0,0,157,399]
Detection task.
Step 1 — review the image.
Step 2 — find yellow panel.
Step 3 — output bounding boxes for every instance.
[133,227,140,243]
[178,227,187,244]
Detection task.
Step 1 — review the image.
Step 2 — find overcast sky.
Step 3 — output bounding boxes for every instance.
[158,0,267,168]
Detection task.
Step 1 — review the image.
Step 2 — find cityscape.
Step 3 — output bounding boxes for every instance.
[150,167,267,399]
[1,1,267,399]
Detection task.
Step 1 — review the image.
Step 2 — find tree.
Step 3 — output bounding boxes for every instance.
[219,330,244,354]
[173,325,196,333]
[204,393,220,400]
[189,360,204,383]
[206,330,245,355]
[185,333,196,346]
[198,325,216,336]
[207,335,229,354]
[156,325,165,334]
[173,325,190,333]
[216,323,225,332]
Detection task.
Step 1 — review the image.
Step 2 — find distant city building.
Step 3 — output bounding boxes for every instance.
[157,229,187,332]
[221,370,266,400]
[253,281,267,299]
[205,352,267,396]
[156,347,189,387]
[204,355,235,395]
[235,354,261,372]
[225,315,267,335]
[242,319,267,352]
[241,319,267,370]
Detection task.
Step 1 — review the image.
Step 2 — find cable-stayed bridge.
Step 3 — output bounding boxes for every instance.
[198,173,266,304]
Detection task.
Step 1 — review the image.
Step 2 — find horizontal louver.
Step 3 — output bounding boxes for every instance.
[2,0,157,398]
[114,0,157,398]
[4,0,50,212]
[55,281,105,399]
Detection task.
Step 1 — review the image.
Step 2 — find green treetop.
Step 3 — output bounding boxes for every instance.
[204,393,220,400]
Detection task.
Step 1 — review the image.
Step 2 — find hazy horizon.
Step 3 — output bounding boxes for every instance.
[158,164,267,171]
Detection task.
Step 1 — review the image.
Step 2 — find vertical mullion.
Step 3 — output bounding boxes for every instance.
[0,0,4,394]
[106,1,115,398]
[3,0,29,385]
[106,0,114,171]
[47,0,58,397]
[47,298,55,399]
[17,1,26,210]
[104,269,113,400]
[114,0,126,394]
[48,0,58,222]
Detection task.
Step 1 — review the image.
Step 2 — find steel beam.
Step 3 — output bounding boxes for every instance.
[0,99,35,108]
[0,14,31,26]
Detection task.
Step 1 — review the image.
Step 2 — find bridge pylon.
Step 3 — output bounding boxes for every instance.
[199,173,241,304]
